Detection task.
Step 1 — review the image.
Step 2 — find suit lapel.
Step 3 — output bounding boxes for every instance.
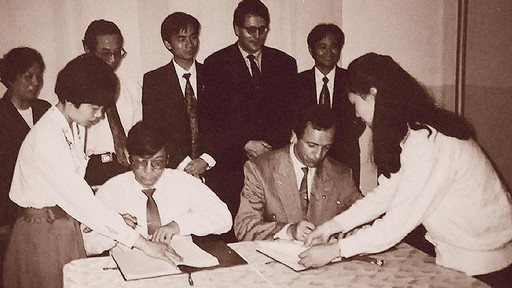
[167,61,184,98]
[308,161,334,223]
[275,149,304,222]
[305,68,317,105]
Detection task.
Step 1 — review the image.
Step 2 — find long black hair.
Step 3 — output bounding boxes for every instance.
[347,53,475,177]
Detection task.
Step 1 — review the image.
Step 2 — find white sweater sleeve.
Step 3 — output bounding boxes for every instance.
[338,129,454,257]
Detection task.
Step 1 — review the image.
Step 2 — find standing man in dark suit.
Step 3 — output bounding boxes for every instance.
[143,12,214,178]
[201,0,298,225]
[295,24,365,186]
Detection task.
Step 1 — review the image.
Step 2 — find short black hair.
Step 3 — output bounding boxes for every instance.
[0,47,45,88]
[307,23,345,50]
[233,0,270,27]
[294,105,336,140]
[161,12,201,43]
[83,19,124,51]
[54,53,118,108]
[126,121,167,156]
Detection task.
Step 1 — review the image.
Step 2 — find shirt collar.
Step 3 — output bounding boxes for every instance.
[314,66,336,81]
[238,44,262,63]
[173,60,196,77]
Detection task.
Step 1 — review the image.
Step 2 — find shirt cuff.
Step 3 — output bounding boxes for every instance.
[199,153,216,169]
[116,227,140,248]
[273,224,293,240]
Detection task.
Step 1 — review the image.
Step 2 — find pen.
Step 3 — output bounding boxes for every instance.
[187,272,194,286]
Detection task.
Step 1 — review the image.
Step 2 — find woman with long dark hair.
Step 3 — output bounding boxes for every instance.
[299,53,512,287]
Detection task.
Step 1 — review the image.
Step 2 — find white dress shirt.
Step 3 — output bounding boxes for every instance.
[238,45,262,76]
[273,144,316,240]
[10,105,140,247]
[83,169,232,255]
[85,68,142,155]
[334,127,512,275]
[172,60,216,168]
[314,67,335,108]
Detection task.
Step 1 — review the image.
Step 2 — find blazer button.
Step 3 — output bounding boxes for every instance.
[271,214,276,219]
[322,195,326,199]
[336,200,341,205]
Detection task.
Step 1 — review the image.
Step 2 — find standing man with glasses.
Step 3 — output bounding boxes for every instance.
[82,121,231,255]
[201,0,297,238]
[82,19,142,187]
[143,12,215,179]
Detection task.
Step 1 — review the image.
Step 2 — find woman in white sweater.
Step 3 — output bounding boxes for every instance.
[299,53,512,287]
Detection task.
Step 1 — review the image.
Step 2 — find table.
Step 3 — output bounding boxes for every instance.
[63,242,489,288]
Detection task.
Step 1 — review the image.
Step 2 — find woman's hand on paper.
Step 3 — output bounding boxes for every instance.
[298,242,340,268]
[135,235,183,264]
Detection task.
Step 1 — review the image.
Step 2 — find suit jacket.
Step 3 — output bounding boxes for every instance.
[201,43,297,171]
[0,95,50,226]
[142,61,207,168]
[295,66,365,185]
[234,145,362,241]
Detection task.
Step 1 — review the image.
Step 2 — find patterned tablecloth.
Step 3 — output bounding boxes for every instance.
[63,242,489,288]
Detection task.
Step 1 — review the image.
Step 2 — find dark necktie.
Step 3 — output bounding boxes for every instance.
[319,76,331,109]
[142,188,161,236]
[106,104,129,166]
[299,167,309,217]
[183,73,200,159]
[247,54,261,84]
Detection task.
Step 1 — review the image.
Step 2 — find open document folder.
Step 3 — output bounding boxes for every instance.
[257,240,384,272]
[111,235,219,281]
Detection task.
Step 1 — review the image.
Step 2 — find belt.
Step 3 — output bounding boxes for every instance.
[90,152,117,163]
[20,206,68,223]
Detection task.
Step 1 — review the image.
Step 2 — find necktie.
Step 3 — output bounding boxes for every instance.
[142,188,161,236]
[319,76,331,108]
[247,54,261,84]
[106,104,129,166]
[183,73,200,159]
[299,167,309,217]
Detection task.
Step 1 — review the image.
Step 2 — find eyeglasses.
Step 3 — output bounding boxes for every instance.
[242,25,269,36]
[96,47,127,61]
[129,156,167,170]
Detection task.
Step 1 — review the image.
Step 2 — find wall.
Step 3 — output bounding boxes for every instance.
[341,0,458,110]
[465,0,512,189]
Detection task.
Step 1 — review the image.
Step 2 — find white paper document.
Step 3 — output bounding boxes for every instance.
[257,240,310,271]
[112,235,219,281]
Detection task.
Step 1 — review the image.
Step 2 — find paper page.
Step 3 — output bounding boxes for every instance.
[257,240,309,271]
[172,235,220,268]
[112,235,219,281]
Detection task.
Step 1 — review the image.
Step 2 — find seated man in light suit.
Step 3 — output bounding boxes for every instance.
[234,106,362,241]
[83,121,232,255]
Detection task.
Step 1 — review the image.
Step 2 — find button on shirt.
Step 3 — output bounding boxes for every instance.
[172,60,215,168]
[314,67,335,108]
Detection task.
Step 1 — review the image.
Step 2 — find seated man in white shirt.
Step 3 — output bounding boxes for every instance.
[83,121,232,255]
